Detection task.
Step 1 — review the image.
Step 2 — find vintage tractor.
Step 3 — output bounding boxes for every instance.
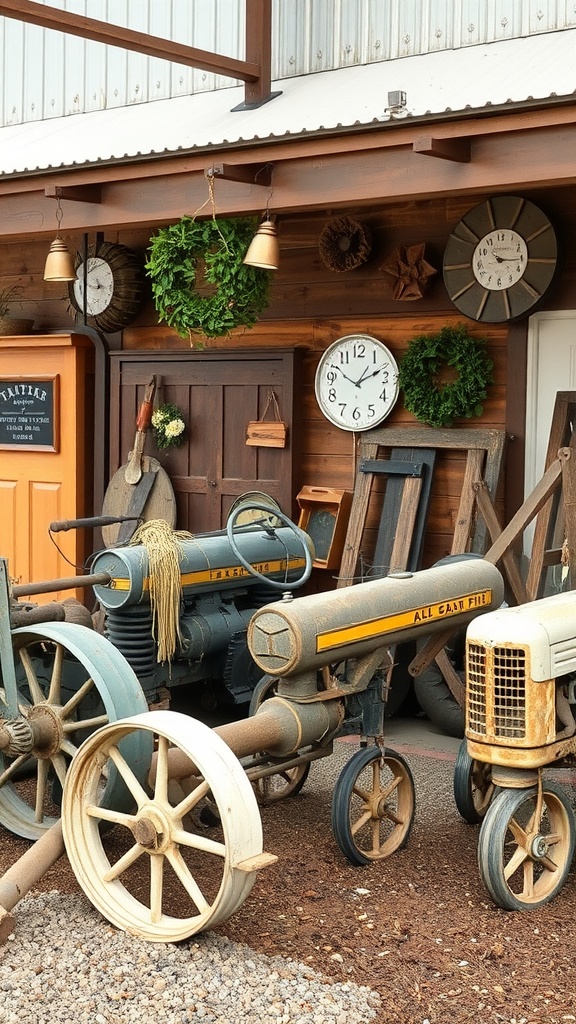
[0,544,505,942]
[0,504,312,841]
[453,592,576,910]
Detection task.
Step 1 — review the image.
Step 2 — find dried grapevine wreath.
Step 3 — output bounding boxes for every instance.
[398,325,493,428]
[318,216,372,272]
[145,216,270,340]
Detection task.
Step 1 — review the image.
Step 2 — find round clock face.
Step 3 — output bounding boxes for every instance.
[315,334,399,431]
[443,196,558,323]
[68,241,146,333]
[72,257,114,315]
[472,229,528,290]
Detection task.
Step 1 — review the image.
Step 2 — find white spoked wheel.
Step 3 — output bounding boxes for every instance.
[62,711,265,942]
[1,623,150,840]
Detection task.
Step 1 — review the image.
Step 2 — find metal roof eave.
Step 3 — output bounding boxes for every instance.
[1,90,575,185]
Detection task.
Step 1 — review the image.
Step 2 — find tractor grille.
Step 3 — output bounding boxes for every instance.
[466,642,527,739]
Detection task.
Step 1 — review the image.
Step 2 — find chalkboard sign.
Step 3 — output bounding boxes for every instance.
[0,376,59,450]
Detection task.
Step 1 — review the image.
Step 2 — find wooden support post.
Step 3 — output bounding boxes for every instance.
[473,480,528,604]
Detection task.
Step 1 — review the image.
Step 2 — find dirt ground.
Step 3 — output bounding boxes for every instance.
[1,733,576,1024]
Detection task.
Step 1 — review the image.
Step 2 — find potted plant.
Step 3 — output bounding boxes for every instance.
[0,284,34,336]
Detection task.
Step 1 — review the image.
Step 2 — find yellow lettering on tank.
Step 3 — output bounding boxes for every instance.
[316,589,492,653]
[108,557,306,591]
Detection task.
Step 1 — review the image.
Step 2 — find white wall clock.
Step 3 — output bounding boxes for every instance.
[68,241,146,333]
[314,334,399,431]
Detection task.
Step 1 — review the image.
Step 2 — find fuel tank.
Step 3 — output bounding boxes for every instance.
[92,526,309,610]
[248,558,505,676]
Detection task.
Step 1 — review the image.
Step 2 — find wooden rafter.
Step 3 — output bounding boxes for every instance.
[0,0,278,108]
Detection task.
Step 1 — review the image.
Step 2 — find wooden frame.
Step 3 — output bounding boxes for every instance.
[338,426,506,587]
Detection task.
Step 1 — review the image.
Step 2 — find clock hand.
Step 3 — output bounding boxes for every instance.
[329,362,358,386]
[355,363,387,385]
[491,251,521,264]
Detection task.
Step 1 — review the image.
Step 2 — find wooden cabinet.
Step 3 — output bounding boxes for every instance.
[109,349,304,533]
[0,333,94,599]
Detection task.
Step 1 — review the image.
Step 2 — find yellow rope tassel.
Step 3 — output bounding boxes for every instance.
[130,520,193,664]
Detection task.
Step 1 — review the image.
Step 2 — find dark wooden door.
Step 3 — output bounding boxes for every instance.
[109,349,303,533]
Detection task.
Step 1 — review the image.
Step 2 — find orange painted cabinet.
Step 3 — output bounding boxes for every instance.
[0,333,94,600]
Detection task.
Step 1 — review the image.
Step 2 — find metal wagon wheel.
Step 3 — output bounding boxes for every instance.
[331,744,416,865]
[477,780,576,910]
[453,738,495,824]
[247,674,311,803]
[62,710,267,942]
[0,623,150,840]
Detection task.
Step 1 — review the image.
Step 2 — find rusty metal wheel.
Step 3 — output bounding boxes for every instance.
[478,780,576,910]
[0,623,149,840]
[331,745,415,865]
[62,711,268,942]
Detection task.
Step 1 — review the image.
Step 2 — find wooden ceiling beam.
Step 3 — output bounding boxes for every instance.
[206,163,273,186]
[0,120,574,240]
[413,136,471,162]
[0,0,277,107]
[44,184,102,204]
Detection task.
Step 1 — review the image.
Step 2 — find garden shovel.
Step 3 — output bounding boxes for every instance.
[124,379,156,484]
[101,378,176,546]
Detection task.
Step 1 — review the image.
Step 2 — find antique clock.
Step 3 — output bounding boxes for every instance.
[442,196,558,323]
[68,240,146,333]
[314,334,399,431]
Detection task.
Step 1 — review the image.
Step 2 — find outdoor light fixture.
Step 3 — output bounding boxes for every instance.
[43,196,76,281]
[243,215,280,270]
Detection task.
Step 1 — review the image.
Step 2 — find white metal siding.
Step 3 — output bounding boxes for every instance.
[1,0,575,126]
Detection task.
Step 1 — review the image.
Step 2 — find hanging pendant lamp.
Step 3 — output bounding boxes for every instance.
[44,197,76,281]
[243,216,279,271]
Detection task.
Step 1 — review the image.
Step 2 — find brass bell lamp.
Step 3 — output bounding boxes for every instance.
[243,216,279,271]
[44,197,76,281]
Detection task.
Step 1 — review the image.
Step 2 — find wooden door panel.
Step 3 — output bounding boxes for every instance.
[110,350,303,535]
[0,335,93,599]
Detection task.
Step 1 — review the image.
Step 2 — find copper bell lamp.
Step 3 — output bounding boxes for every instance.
[243,215,280,271]
[44,197,76,281]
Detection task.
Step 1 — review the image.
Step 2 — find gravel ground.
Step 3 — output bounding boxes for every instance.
[0,891,380,1023]
[1,724,576,1024]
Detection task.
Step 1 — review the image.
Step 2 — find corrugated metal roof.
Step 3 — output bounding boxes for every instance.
[1,29,575,177]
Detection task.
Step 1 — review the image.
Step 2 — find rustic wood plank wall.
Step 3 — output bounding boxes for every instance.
[2,189,575,576]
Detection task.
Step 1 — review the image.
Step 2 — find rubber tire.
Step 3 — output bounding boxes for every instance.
[453,739,495,824]
[414,657,464,738]
[331,745,415,866]
[477,781,576,910]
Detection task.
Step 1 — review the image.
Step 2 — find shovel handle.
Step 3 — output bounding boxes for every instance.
[137,399,153,432]
[136,380,156,431]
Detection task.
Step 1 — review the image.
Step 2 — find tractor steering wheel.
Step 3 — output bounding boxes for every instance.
[226,502,313,591]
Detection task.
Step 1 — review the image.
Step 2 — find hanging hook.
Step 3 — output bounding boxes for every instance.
[55,197,64,236]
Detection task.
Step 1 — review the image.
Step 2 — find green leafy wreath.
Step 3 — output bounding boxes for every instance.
[398,325,493,428]
[145,215,270,341]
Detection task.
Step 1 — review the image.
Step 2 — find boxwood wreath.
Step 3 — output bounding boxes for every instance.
[398,325,493,428]
[145,215,270,341]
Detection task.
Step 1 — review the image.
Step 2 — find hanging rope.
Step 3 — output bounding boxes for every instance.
[130,520,193,664]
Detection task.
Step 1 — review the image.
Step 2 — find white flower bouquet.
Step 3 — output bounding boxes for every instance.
[151,402,186,450]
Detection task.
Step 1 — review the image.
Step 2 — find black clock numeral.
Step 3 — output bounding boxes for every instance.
[353,342,365,358]
[338,403,347,417]
[326,370,336,385]
[328,387,337,402]
[367,404,375,418]
[339,351,350,365]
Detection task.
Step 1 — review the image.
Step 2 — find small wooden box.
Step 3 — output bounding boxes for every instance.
[297,486,352,570]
